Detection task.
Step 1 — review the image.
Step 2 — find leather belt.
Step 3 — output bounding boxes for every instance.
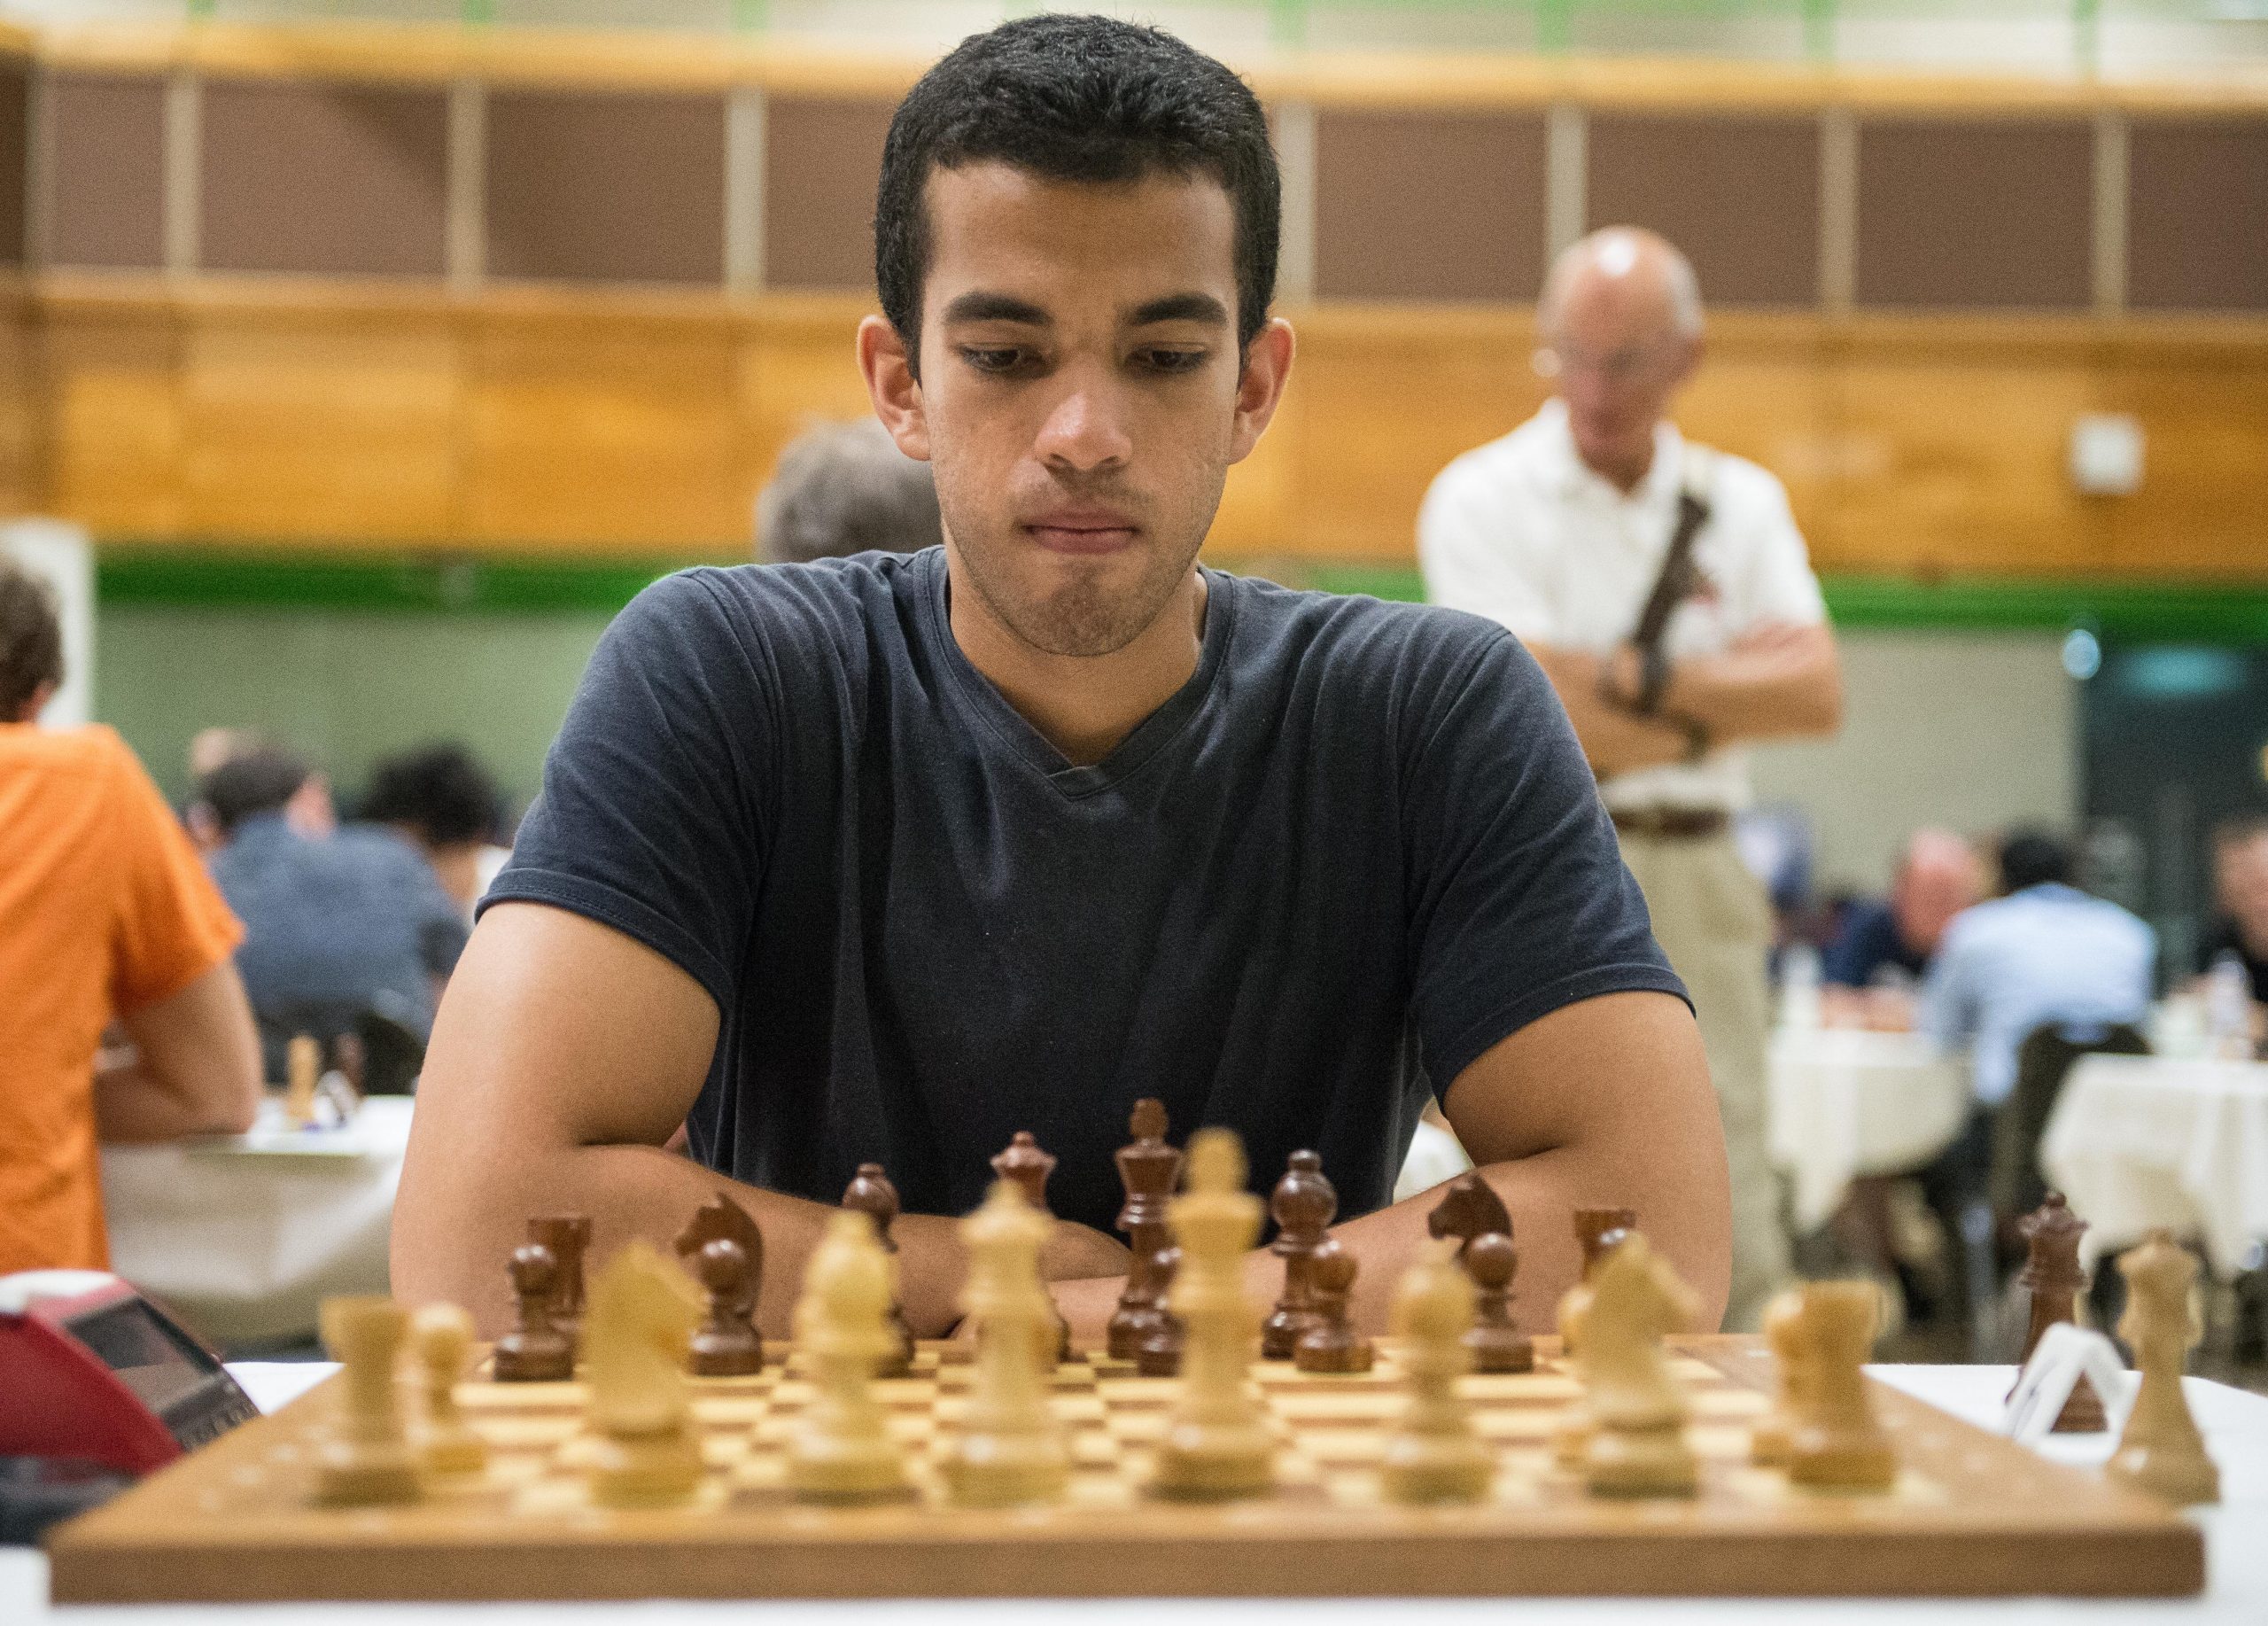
[1609,806,1730,841]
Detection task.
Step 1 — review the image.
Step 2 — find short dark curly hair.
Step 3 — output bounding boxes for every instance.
[0,558,64,720]
[874,15,1279,372]
[359,743,504,848]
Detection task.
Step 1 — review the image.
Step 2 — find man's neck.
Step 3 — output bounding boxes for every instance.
[1581,441,1655,495]
[946,557,1208,768]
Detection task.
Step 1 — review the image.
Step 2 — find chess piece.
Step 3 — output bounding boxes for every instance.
[1294,1239,1374,1373]
[1557,1210,1635,1358]
[1750,1288,1807,1467]
[1550,1224,1630,1467]
[673,1189,764,1333]
[2107,1230,2219,1505]
[944,1179,1069,1507]
[583,1241,706,1506]
[409,1303,487,1476]
[285,1033,321,1128]
[1425,1172,1511,1260]
[1580,1233,1701,1498]
[493,1243,575,1381]
[687,1239,766,1377]
[1380,1238,1493,1505]
[1787,1281,1896,1490]
[313,1295,420,1505]
[1462,1231,1533,1374]
[841,1163,915,1377]
[1150,1128,1275,1500]
[2008,1193,2105,1432]
[527,1216,592,1340]
[787,1210,912,1502]
[992,1132,1071,1363]
[1261,1150,1336,1359]
[1133,1246,1185,1376]
[1110,1099,1183,1360]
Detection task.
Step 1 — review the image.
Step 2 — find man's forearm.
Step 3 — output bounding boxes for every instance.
[94,1058,251,1143]
[1657,634,1842,743]
[392,1141,1131,1342]
[1528,644,1689,777]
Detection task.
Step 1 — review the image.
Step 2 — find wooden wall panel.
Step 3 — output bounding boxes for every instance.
[0,287,34,514]
[1855,121,2093,310]
[178,314,456,538]
[43,72,167,270]
[199,79,447,277]
[486,89,726,286]
[40,306,183,534]
[0,59,27,266]
[763,97,893,293]
[2104,355,2268,575]
[1584,115,1820,308]
[462,319,746,547]
[1822,338,2109,576]
[1313,112,1547,303]
[2126,120,2268,314]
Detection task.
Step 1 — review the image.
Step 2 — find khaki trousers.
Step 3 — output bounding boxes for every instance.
[1615,826,1787,1333]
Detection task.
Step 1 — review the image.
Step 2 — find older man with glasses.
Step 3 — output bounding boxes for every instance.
[1419,226,1844,1331]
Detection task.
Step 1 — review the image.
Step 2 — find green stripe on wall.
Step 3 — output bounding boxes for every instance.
[93,548,2268,642]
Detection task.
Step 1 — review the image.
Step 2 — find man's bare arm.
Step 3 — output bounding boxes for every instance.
[391,902,1126,1339]
[97,961,262,1143]
[1052,989,1731,1341]
[1526,643,1689,778]
[1644,622,1843,743]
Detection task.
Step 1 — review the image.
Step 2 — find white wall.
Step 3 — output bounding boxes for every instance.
[1749,628,2076,895]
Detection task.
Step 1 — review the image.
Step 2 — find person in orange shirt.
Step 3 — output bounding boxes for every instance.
[0,559,262,1274]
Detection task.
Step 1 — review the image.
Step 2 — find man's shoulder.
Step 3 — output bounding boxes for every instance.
[1230,572,1517,675]
[610,553,928,679]
[0,721,136,782]
[1424,419,1552,506]
[1689,441,1796,520]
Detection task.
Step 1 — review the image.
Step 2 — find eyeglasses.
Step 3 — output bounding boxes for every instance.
[1533,340,1681,387]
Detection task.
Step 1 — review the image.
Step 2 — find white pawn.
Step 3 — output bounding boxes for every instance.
[313,1295,420,1506]
[1150,1128,1275,1501]
[1380,1238,1493,1505]
[788,1210,911,1503]
[410,1303,488,1476]
[944,1179,1069,1507]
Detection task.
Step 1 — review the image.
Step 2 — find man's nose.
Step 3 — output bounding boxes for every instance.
[1034,374,1134,473]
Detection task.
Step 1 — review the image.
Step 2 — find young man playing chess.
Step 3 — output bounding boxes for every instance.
[392,14,1731,1342]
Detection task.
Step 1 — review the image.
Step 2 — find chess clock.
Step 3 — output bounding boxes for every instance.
[0,1271,258,1474]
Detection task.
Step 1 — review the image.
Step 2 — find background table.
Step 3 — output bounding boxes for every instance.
[2043,1054,2268,1275]
[6,1359,2262,1623]
[100,1095,414,1349]
[1767,1027,1969,1233]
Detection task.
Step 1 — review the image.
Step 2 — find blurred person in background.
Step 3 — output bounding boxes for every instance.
[756,417,943,564]
[2197,815,2268,1001]
[0,560,260,1272]
[202,746,469,1079]
[360,743,512,922]
[1420,226,1844,1331]
[1822,828,1984,1027]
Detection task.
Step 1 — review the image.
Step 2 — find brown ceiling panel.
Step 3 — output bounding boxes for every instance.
[201,78,447,277]
[763,97,893,293]
[1586,113,1820,308]
[0,62,26,266]
[44,71,167,270]
[487,89,725,285]
[2127,119,2268,313]
[1855,119,2093,310]
[1315,110,1547,303]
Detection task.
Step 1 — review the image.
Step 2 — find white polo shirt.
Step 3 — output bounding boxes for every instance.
[1418,399,1827,813]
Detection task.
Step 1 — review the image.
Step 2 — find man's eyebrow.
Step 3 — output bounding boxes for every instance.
[941,292,1051,325]
[1128,292,1231,328]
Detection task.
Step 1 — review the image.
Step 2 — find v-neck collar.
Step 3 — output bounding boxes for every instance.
[918,547,1239,802]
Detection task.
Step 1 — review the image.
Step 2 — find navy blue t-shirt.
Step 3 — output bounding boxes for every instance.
[487,548,1683,1235]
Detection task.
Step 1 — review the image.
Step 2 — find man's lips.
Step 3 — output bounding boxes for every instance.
[1021,512,1139,556]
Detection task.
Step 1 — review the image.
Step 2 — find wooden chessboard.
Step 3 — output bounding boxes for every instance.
[46,1336,2202,1603]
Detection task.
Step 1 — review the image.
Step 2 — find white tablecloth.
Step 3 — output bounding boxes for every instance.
[1767,1028,1969,1232]
[7,1359,2263,1622]
[2042,1054,2268,1276]
[100,1095,415,1347]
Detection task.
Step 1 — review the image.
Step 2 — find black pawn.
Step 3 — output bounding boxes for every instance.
[1293,1241,1373,1373]
[687,1238,765,1377]
[1462,1231,1533,1373]
[1133,1246,1185,1377]
[493,1243,574,1382]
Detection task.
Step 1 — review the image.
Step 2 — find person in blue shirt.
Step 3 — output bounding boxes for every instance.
[1821,829,1983,1021]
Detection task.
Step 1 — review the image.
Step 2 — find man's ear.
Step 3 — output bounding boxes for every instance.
[858,315,930,463]
[14,680,56,723]
[1228,317,1296,464]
